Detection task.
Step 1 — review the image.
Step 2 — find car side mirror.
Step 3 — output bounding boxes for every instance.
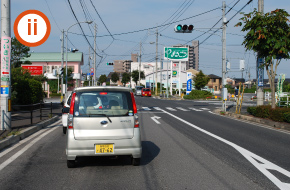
[62,107,70,113]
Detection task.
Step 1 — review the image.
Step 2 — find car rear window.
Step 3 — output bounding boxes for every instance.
[73,91,133,117]
[143,89,150,91]
[136,86,143,90]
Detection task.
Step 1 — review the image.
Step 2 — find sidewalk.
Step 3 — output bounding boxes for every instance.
[0,96,62,141]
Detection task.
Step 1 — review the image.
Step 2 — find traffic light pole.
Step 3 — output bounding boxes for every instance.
[257,0,264,106]
[61,30,64,102]
[1,0,11,130]
[139,42,141,86]
[222,1,227,112]
[94,23,97,86]
[155,27,158,95]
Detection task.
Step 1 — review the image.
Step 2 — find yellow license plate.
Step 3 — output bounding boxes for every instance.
[145,94,147,96]
[95,144,114,154]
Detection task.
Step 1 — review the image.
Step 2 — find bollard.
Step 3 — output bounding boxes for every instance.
[40,102,42,120]
[30,105,33,125]
[51,102,52,116]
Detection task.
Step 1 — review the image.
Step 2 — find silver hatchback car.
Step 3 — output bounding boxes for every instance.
[65,86,142,168]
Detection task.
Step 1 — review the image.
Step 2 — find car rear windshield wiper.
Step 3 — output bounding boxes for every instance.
[87,114,112,123]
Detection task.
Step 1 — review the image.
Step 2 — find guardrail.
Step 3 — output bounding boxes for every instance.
[9,102,62,129]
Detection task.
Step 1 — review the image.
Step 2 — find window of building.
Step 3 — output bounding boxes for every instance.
[172,83,177,88]
[182,83,187,88]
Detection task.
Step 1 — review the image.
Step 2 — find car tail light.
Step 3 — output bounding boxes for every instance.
[130,92,139,128]
[68,92,76,129]
[100,92,107,95]
[99,106,103,109]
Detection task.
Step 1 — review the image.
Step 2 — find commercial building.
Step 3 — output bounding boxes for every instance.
[21,52,84,92]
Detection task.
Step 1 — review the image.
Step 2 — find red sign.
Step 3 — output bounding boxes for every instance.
[22,65,43,75]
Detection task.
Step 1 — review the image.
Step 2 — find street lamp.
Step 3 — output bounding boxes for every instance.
[65,21,93,94]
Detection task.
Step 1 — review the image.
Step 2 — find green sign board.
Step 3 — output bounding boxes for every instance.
[172,71,177,76]
[164,47,188,61]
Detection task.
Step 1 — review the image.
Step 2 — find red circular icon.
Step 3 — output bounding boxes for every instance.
[14,10,51,47]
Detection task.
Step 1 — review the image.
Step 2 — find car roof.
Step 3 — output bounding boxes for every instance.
[74,86,132,93]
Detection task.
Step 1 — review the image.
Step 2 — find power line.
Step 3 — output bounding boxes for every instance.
[68,7,220,38]
[89,0,114,40]
[67,0,102,58]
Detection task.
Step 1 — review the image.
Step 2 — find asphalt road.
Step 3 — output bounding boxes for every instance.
[0,96,289,189]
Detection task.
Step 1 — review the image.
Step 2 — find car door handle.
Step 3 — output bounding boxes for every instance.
[100,120,108,125]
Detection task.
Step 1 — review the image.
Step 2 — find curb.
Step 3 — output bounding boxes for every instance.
[213,109,290,131]
[0,116,61,151]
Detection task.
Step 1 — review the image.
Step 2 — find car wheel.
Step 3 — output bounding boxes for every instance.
[132,158,140,166]
[67,160,76,168]
[63,127,67,134]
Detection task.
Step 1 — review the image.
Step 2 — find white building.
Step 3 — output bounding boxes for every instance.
[130,61,195,93]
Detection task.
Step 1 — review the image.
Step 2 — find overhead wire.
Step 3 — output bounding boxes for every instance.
[67,0,102,58]
[67,6,220,38]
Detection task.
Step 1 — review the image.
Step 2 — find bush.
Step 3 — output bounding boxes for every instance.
[247,105,290,123]
[247,107,257,115]
[183,90,213,99]
[284,112,290,123]
[256,105,271,118]
[269,108,287,122]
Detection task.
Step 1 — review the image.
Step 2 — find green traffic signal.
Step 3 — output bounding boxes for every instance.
[176,25,182,31]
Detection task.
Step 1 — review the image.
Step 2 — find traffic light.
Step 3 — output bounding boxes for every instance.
[168,74,171,79]
[59,67,64,75]
[106,62,114,65]
[174,24,194,33]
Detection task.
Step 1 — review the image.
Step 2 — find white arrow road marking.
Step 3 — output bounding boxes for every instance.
[200,108,210,110]
[157,108,290,190]
[151,116,161,124]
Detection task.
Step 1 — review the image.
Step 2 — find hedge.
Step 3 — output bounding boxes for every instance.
[247,106,290,123]
[183,90,213,99]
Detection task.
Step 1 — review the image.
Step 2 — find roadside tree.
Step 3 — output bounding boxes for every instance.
[121,72,131,86]
[98,74,107,84]
[111,72,119,83]
[236,9,290,108]
[193,70,209,90]
[131,70,145,85]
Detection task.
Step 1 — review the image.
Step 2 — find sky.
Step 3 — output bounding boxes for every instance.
[4,0,290,80]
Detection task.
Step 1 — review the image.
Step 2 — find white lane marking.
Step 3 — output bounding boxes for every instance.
[200,108,210,110]
[142,107,151,111]
[151,116,161,124]
[158,108,290,190]
[188,107,203,112]
[0,127,51,158]
[0,121,60,171]
[165,107,177,111]
[12,114,19,116]
[176,107,189,111]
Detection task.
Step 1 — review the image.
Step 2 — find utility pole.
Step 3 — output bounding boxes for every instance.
[61,30,64,102]
[88,46,91,86]
[160,52,162,96]
[222,1,227,112]
[94,23,97,86]
[257,0,264,106]
[1,0,11,130]
[139,42,141,85]
[155,27,158,95]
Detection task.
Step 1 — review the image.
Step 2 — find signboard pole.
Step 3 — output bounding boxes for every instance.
[170,61,173,95]
[1,0,11,130]
[179,61,181,96]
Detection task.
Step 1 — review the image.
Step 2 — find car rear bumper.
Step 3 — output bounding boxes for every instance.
[62,114,68,127]
[66,129,142,160]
